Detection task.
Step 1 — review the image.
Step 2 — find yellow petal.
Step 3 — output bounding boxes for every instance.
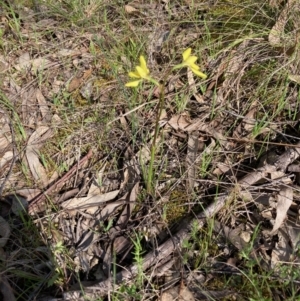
[139,56,149,73]
[189,62,200,70]
[125,80,141,87]
[136,65,149,78]
[182,48,192,61]
[128,71,141,78]
[185,56,198,65]
[191,68,207,79]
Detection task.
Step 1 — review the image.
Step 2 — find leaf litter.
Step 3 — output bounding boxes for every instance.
[1,0,300,300]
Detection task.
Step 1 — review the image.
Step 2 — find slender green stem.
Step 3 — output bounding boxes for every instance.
[147,84,165,195]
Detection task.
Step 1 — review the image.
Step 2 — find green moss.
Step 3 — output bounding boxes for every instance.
[165,189,189,223]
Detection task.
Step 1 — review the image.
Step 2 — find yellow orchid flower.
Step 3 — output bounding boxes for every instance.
[125,56,159,87]
[173,48,207,79]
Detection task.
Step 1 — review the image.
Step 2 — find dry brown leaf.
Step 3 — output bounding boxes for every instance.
[61,189,120,210]
[124,4,138,13]
[67,77,82,92]
[285,220,300,249]
[113,235,131,254]
[120,158,141,191]
[87,165,106,197]
[36,89,51,122]
[26,150,49,187]
[288,74,300,84]
[270,186,293,234]
[116,182,139,228]
[99,201,123,220]
[21,87,39,127]
[0,134,11,150]
[16,188,41,200]
[0,55,9,73]
[57,49,82,57]
[0,113,12,149]
[15,52,31,71]
[161,284,195,301]
[168,114,190,130]
[271,229,293,266]
[213,220,248,251]
[168,115,228,146]
[67,69,93,92]
[0,151,13,169]
[26,126,53,187]
[31,58,52,72]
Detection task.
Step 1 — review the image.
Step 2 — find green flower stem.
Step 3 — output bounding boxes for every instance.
[147,83,164,195]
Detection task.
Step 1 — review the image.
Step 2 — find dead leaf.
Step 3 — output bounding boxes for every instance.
[270,186,293,234]
[99,201,123,220]
[233,101,257,138]
[124,4,138,13]
[116,182,138,228]
[60,189,120,210]
[213,220,248,251]
[31,58,52,73]
[285,220,300,249]
[120,157,141,191]
[67,69,92,92]
[57,49,82,57]
[168,115,228,146]
[26,126,53,187]
[288,74,300,84]
[21,87,37,127]
[0,55,9,73]
[67,77,81,92]
[15,52,31,71]
[271,229,293,266]
[161,284,195,301]
[87,164,107,197]
[168,114,190,130]
[16,188,41,200]
[0,151,13,169]
[36,89,51,122]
